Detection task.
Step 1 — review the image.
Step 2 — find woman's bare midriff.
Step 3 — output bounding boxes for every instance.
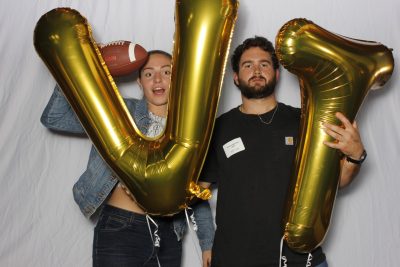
[107,184,145,214]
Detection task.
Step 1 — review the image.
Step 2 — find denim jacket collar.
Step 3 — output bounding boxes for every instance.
[131,97,151,133]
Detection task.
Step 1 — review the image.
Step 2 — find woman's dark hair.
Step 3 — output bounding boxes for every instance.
[231,36,279,73]
[138,50,172,77]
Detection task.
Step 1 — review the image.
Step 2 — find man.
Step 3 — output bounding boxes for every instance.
[199,36,366,266]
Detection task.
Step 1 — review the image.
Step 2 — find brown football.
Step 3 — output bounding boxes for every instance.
[99,41,148,77]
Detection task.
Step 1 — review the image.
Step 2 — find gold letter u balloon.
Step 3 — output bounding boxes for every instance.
[276,19,394,252]
[34,1,238,215]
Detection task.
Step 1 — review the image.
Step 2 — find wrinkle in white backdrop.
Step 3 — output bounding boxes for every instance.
[1,1,399,266]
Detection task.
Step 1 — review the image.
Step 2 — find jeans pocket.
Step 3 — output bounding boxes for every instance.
[98,214,129,232]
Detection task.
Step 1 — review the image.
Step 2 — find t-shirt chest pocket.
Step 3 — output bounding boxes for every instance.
[270,131,297,164]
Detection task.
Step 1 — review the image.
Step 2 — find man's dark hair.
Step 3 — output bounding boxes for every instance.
[138,50,172,77]
[231,36,279,73]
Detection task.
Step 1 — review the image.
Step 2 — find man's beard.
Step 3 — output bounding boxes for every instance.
[236,76,276,99]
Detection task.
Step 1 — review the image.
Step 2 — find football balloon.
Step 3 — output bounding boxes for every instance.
[99,41,148,77]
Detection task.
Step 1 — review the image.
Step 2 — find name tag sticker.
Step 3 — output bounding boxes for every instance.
[285,136,294,145]
[223,137,245,158]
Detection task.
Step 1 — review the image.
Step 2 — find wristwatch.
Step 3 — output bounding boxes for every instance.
[346,149,367,165]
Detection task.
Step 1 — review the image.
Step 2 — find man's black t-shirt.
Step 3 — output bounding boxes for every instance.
[201,103,325,267]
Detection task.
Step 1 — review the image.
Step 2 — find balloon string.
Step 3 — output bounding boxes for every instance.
[146,214,161,267]
[279,235,313,267]
[279,235,287,267]
[185,207,198,231]
[306,253,313,267]
[184,208,202,265]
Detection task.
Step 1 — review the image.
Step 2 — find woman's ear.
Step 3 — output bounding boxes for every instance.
[137,77,143,90]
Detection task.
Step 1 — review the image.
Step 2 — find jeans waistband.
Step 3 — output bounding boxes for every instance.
[102,204,175,225]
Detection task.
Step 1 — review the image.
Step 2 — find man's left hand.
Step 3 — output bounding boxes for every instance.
[322,112,364,159]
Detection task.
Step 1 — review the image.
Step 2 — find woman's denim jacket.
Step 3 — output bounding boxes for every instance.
[41,86,214,251]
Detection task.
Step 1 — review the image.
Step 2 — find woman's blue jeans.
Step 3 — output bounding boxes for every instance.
[93,205,182,267]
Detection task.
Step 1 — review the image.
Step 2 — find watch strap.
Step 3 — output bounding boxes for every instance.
[346,149,367,165]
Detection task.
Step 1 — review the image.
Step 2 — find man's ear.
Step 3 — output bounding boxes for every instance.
[275,69,280,81]
[233,72,239,87]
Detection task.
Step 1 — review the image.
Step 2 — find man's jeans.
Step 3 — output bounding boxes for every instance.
[93,205,182,267]
[316,260,328,267]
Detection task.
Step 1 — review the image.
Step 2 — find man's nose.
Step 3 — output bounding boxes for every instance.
[253,65,261,75]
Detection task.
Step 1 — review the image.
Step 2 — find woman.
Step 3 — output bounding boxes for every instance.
[41,50,214,267]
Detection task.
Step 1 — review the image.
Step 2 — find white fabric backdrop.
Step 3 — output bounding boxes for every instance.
[1,0,399,266]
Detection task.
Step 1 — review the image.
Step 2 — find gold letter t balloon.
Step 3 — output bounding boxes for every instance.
[34,1,238,215]
[276,18,394,253]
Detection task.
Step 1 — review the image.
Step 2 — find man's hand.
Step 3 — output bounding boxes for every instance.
[322,112,365,187]
[202,250,212,267]
[323,112,364,159]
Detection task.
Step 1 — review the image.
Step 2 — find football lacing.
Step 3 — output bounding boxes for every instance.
[103,40,126,47]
